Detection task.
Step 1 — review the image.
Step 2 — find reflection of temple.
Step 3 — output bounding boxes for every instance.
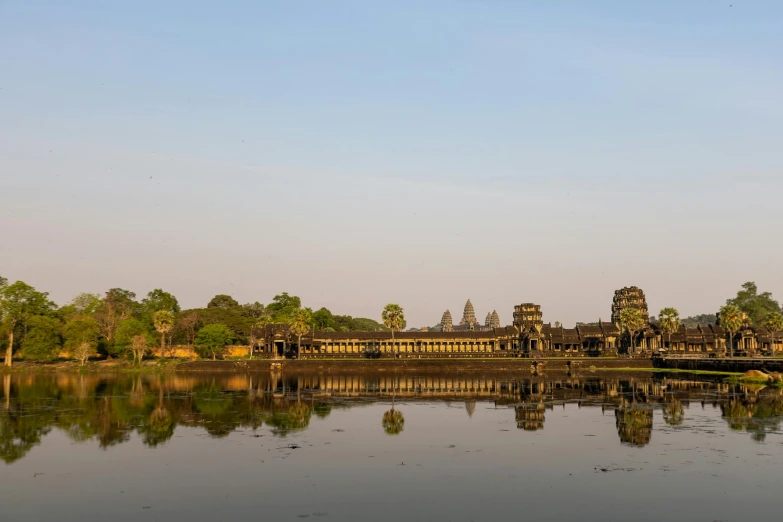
[515,402,545,431]
[4,372,781,463]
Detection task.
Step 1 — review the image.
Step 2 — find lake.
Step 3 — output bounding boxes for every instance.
[1,371,781,521]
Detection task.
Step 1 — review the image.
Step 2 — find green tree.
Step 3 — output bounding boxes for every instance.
[619,307,646,355]
[20,316,62,361]
[0,281,54,367]
[207,294,239,309]
[194,323,233,360]
[658,308,680,352]
[289,309,312,357]
[382,304,406,357]
[266,292,303,323]
[68,293,102,316]
[680,314,717,328]
[62,317,100,365]
[726,282,780,326]
[719,304,744,357]
[152,310,176,358]
[141,289,180,315]
[312,307,334,330]
[242,302,266,318]
[764,311,783,356]
[95,289,137,344]
[114,318,154,358]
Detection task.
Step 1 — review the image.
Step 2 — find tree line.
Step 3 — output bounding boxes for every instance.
[0,275,389,366]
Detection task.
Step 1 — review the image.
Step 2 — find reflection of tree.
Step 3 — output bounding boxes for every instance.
[8,373,783,463]
[515,402,545,431]
[662,399,684,426]
[141,387,174,447]
[0,407,52,464]
[615,404,653,447]
[721,397,783,442]
[382,375,404,435]
[0,378,55,463]
[266,402,312,436]
[193,384,238,438]
[382,409,404,435]
[313,402,332,419]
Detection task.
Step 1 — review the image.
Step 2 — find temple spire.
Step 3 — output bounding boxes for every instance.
[440,310,453,332]
[460,299,478,328]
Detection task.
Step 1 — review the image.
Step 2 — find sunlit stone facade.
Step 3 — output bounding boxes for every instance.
[253,289,781,358]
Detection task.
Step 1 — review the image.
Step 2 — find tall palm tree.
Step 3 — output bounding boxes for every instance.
[382,304,406,358]
[620,308,646,355]
[289,309,312,359]
[152,310,176,358]
[658,307,680,353]
[382,376,404,435]
[719,304,743,357]
[763,311,783,356]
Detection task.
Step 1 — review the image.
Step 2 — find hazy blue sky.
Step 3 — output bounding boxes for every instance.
[2,1,782,326]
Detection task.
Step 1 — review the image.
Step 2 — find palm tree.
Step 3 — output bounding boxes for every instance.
[620,308,646,355]
[382,376,404,435]
[382,304,406,358]
[763,311,783,356]
[719,304,743,357]
[289,309,312,359]
[152,310,176,358]
[658,307,680,353]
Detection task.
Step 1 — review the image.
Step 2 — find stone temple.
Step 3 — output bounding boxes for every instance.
[441,299,497,332]
[458,299,479,329]
[611,286,650,325]
[440,310,453,332]
[254,285,783,358]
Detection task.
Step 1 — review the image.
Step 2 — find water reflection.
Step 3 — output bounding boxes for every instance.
[2,371,783,464]
[615,403,653,447]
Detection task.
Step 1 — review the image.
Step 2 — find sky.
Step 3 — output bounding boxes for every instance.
[1,0,782,327]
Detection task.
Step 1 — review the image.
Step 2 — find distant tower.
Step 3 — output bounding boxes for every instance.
[440,310,453,332]
[485,312,492,327]
[490,310,500,328]
[460,299,478,329]
[611,286,650,326]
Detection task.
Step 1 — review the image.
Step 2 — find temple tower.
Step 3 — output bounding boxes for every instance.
[460,299,478,329]
[485,312,492,327]
[611,286,650,326]
[514,304,543,333]
[490,310,500,328]
[440,310,453,332]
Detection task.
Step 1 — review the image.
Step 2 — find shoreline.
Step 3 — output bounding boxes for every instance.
[3,357,658,374]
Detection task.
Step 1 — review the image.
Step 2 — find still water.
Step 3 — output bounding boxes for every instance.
[1,371,782,521]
